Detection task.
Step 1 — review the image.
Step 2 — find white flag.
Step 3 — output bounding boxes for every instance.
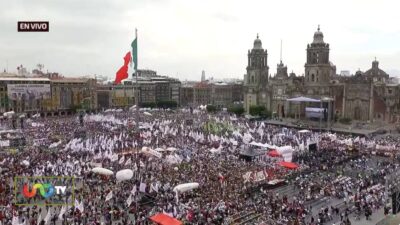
[12,215,19,225]
[44,209,51,225]
[126,194,133,207]
[74,199,80,209]
[78,200,84,212]
[131,185,137,195]
[125,157,132,165]
[118,155,125,164]
[105,191,113,201]
[37,212,42,225]
[139,183,146,193]
[110,154,118,162]
[58,206,66,221]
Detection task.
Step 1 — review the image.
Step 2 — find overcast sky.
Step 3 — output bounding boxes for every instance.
[1,0,400,81]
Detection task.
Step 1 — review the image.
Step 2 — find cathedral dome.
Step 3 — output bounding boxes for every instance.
[253,34,262,50]
[312,25,324,44]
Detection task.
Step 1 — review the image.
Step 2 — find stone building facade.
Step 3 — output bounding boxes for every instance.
[243,26,400,123]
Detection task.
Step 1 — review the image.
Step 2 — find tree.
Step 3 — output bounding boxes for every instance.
[206,105,218,113]
[249,105,271,118]
[140,102,156,108]
[339,117,352,124]
[228,106,245,116]
[249,105,265,116]
[156,100,178,109]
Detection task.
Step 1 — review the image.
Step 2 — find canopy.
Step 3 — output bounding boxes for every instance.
[249,141,277,149]
[150,213,182,225]
[287,96,320,103]
[166,147,178,152]
[268,150,281,157]
[278,161,299,170]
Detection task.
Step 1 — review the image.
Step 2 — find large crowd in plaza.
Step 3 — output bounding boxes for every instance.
[0,108,399,225]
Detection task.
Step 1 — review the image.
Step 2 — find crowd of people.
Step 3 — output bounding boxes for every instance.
[0,108,399,225]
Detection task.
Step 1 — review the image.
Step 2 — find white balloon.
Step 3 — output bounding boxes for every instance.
[92,167,114,176]
[173,183,199,193]
[116,169,134,181]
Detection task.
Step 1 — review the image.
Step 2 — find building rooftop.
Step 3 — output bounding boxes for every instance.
[0,76,50,82]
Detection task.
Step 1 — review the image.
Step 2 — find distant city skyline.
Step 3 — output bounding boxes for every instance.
[1,0,400,80]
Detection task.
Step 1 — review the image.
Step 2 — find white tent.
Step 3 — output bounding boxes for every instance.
[209,148,221,154]
[154,147,166,152]
[129,105,137,111]
[287,96,321,102]
[166,147,178,152]
[276,146,294,162]
[249,142,277,149]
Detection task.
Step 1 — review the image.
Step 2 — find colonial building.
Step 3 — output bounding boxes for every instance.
[243,26,400,123]
[49,77,97,115]
[0,73,98,116]
[193,82,211,106]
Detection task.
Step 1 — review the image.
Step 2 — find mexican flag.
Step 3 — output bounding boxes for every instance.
[114,29,138,84]
[131,29,138,71]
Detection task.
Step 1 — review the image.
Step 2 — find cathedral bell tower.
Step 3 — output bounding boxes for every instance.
[305,25,332,85]
[244,34,269,113]
[246,34,269,86]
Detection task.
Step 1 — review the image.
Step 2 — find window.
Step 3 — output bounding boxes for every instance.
[311,74,315,82]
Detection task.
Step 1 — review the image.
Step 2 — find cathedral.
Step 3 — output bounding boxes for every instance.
[243,26,400,123]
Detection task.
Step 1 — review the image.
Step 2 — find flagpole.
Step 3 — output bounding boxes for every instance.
[134,27,140,220]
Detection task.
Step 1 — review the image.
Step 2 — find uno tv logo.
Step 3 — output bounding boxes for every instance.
[15,176,74,206]
[23,183,66,199]
[18,21,49,32]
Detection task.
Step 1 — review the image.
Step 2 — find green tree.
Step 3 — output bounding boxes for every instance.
[228,106,245,116]
[249,105,271,118]
[206,105,218,113]
[156,100,178,109]
[339,117,352,124]
[140,102,156,108]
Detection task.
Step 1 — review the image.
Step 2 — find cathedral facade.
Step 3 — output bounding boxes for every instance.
[243,27,400,123]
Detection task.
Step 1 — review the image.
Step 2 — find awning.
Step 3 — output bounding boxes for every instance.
[278,161,299,170]
[150,213,182,225]
[287,96,321,103]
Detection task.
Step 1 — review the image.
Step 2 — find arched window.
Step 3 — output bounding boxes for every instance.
[251,76,254,83]
[311,74,315,82]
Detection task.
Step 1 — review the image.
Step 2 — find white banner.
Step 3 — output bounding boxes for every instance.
[7,84,50,100]
[0,140,10,147]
